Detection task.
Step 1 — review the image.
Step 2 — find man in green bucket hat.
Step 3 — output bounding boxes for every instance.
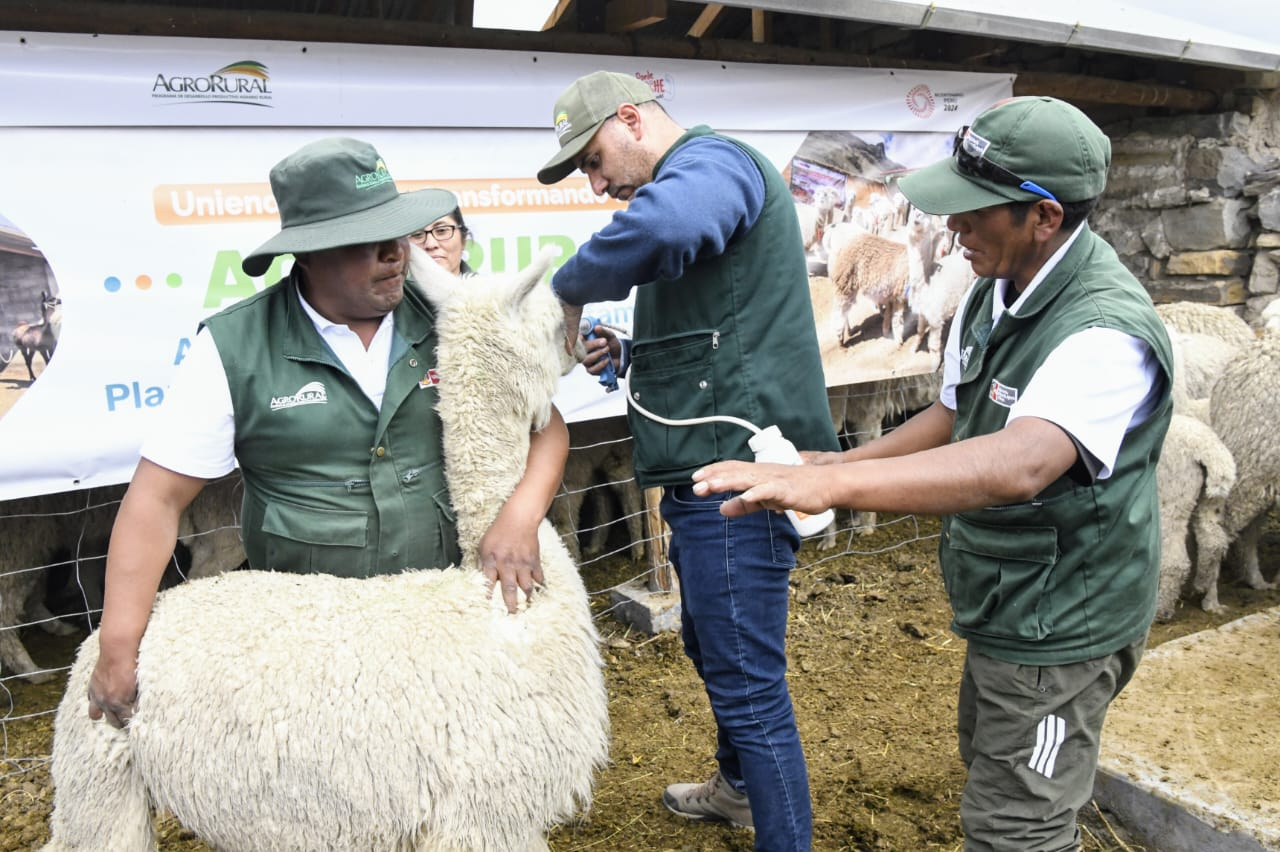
[86,137,570,729]
[694,96,1174,850]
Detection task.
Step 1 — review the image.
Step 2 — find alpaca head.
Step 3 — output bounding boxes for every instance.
[407,244,584,432]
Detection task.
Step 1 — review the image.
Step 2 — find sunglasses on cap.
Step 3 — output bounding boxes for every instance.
[953,126,1058,203]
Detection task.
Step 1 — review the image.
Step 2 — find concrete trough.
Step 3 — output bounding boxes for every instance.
[1095,607,1280,851]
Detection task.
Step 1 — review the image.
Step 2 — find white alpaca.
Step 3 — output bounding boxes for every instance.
[1209,337,1280,593]
[43,247,609,852]
[1154,413,1236,621]
[1155,301,1255,347]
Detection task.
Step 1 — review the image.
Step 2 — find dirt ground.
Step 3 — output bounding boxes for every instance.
[2,511,1278,852]
[808,273,942,389]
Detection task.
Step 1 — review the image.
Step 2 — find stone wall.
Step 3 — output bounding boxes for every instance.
[1092,86,1280,325]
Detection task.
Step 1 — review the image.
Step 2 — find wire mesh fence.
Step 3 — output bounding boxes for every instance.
[0,381,941,807]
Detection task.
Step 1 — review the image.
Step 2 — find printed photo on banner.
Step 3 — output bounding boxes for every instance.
[0,215,61,418]
[785,130,967,388]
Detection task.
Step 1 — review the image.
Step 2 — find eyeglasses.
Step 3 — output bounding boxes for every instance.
[952,126,1057,203]
[408,224,462,244]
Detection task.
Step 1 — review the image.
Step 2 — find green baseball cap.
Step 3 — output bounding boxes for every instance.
[898,96,1111,215]
[537,71,656,185]
[242,137,458,277]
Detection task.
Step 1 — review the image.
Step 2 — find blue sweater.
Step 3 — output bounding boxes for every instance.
[551,135,766,305]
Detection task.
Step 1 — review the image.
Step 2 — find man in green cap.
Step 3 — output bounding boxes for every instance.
[539,70,839,851]
[693,96,1174,849]
[87,136,570,729]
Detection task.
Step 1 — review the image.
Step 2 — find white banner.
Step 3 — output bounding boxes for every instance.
[0,33,1011,500]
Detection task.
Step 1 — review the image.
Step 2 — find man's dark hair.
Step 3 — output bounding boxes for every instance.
[1008,197,1099,231]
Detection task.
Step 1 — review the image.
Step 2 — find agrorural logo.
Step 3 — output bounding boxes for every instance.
[270,381,328,411]
[152,61,273,107]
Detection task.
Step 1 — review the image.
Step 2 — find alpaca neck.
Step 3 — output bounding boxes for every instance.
[439,390,536,559]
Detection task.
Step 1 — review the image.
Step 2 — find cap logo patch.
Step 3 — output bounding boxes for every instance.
[554,110,573,142]
[961,130,991,160]
[353,158,393,190]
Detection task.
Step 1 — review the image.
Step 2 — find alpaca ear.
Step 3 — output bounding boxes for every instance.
[406,244,457,307]
[510,246,558,307]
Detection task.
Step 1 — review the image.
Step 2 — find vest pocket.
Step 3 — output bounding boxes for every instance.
[944,514,1060,642]
[627,330,720,478]
[431,487,462,567]
[261,501,372,577]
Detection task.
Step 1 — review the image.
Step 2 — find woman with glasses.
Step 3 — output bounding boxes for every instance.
[409,194,475,278]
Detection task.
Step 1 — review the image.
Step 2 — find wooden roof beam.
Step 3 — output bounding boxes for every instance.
[751,8,770,44]
[687,4,724,39]
[607,0,667,33]
[543,0,573,31]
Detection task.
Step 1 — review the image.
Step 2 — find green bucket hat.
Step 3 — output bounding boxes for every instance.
[242,137,458,277]
[537,71,656,185]
[898,96,1111,215]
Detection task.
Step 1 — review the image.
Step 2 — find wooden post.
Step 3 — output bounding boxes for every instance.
[643,486,675,593]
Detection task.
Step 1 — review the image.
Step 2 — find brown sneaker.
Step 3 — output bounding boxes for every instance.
[662,770,754,829]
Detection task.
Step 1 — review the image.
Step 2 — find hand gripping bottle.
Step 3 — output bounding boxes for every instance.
[746,425,836,537]
[579,317,619,393]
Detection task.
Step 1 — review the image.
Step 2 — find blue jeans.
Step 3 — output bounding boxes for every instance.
[662,484,812,852]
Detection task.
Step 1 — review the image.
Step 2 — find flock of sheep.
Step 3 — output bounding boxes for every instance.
[796,185,968,355]
[1153,300,1280,620]
[0,192,1276,848]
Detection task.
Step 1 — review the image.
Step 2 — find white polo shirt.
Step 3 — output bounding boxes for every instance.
[141,284,396,479]
[939,223,1162,480]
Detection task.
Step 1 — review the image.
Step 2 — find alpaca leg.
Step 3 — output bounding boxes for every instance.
[616,479,648,564]
[0,571,55,684]
[853,509,879,535]
[549,490,585,563]
[1155,547,1190,622]
[20,568,80,636]
[1191,500,1230,614]
[816,516,838,551]
[1232,514,1273,589]
[582,486,613,558]
[46,640,155,851]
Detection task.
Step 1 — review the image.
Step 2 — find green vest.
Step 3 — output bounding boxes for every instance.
[202,271,460,577]
[940,228,1173,665]
[628,126,838,487]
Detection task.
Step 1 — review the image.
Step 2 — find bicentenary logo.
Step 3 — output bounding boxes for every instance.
[152,60,273,107]
[270,381,328,411]
[905,83,935,119]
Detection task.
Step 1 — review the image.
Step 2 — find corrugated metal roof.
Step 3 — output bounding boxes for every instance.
[716,0,1280,71]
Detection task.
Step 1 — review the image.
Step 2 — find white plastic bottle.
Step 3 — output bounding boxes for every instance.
[746,425,836,537]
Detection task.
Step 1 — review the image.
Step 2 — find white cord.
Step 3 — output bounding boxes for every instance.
[625,390,763,436]
[588,319,764,436]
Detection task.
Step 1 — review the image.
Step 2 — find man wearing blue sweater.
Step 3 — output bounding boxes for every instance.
[538,70,838,851]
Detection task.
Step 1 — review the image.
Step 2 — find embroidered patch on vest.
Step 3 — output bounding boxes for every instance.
[269,381,328,410]
[988,379,1018,407]
[418,369,441,389]
[960,344,973,370]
